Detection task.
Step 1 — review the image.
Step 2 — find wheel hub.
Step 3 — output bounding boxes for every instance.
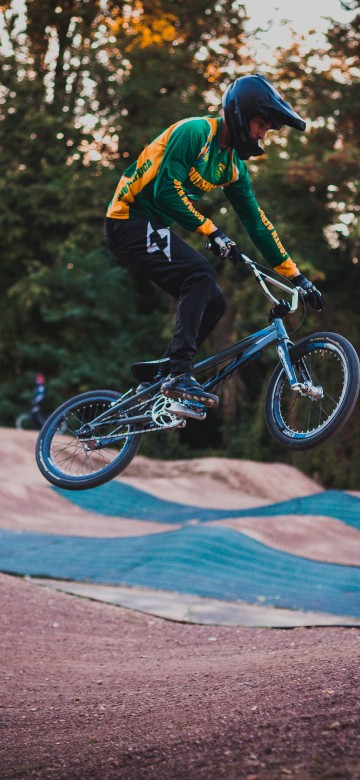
[297,382,324,400]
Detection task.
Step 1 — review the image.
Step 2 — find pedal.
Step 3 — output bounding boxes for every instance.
[167,400,207,421]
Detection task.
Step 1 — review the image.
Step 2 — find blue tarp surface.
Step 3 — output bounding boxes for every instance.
[54,485,360,529]
[1,522,360,618]
[1,481,359,618]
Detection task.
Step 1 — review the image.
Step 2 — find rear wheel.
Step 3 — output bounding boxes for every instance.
[36,390,142,489]
[265,332,360,450]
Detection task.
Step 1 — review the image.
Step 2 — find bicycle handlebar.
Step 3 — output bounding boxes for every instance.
[204,241,300,314]
[236,253,300,313]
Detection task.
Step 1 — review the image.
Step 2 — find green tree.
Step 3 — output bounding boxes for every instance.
[0,1,358,487]
[0,0,251,423]
[219,7,360,488]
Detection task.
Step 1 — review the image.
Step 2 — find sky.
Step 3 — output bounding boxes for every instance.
[246,0,352,30]
[244,0,354,64]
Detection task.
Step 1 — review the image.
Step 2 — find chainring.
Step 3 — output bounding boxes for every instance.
[151,395,187,428]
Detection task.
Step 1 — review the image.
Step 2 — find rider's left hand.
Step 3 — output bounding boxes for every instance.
[292,273,325,311]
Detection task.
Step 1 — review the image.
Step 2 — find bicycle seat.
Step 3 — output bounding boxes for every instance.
[131,357,170,381]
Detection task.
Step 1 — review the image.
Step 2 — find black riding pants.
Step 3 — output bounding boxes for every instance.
[104,216,227,375]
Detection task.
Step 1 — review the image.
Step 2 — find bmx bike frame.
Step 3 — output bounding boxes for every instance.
[80,256,308,434]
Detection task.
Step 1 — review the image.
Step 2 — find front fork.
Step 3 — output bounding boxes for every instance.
[275,322,323,399]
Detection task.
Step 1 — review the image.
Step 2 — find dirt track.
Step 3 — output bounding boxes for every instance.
[1,573,360,780]
[1,428,360,778]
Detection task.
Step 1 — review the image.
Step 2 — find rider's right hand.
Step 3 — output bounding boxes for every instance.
[207,229,243,264]
[207,229,235,258]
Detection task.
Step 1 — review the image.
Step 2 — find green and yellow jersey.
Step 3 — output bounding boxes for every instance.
[107,116,298,278]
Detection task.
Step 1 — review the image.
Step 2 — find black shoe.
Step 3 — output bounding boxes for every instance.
[160,374,219,409]
[136,381,151,395]
[136,370,165,396]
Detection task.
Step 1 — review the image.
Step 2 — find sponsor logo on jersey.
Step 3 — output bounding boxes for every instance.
[117,159,152,200]
[258,207,287,257]
[187,167,217,193]
[173,179,206,223]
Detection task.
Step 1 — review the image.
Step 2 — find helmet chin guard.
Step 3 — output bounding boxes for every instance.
[223,74,306,159]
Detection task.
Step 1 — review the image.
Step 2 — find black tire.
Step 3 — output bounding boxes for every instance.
[36,389,142,490]
[265,332,360,450]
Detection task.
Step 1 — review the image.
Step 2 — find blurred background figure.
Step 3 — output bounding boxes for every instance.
[16,373,46,431]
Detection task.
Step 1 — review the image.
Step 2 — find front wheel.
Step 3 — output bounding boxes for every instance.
[36,389,142,490]
[265,332,360,450]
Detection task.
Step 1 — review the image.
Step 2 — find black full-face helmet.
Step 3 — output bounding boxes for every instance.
[222,74,306,159]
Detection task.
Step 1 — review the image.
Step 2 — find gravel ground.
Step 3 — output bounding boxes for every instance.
[1,574,360,780]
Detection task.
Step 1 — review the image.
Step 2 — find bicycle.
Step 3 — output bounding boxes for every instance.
[16,374,46,431]
[16,411,45,431]
[36,253,360,490]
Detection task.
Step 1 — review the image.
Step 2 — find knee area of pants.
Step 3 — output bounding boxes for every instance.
[212,292,227,318]
[190,265,217,283]
[182,271,217,295]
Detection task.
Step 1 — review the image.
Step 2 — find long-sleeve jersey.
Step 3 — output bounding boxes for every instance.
[107,116,298,278]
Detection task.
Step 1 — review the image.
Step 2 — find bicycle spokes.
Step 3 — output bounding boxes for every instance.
[272,345,348,438]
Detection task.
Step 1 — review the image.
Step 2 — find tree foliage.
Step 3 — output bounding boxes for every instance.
[0,0,358,487]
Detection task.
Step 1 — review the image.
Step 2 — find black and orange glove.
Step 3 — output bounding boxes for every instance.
[292,273,325,311]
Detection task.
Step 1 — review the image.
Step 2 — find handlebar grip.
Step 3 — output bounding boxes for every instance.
[229,248,244,265]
